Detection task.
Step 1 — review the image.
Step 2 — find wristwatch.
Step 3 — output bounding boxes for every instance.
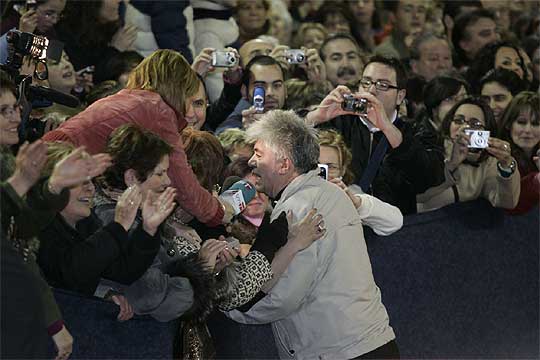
[497,160,517,178]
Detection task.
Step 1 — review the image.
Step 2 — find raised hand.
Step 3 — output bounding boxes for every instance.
[142,187,177,236]
[114,185,143,232]
[486,137,514,168]
[306,85,355,125]
[241,106,264,129]
[48,148,111,194]
[191,48,215,77]
[447,127,471,173]
[270,45,291,71]
[286,208,325,252]
[8,140,48,196]
[303,48,327,83]
[19,9,38,33]
[110,24,137,52]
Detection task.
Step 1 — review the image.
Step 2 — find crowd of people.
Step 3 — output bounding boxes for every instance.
[1,0,538,359]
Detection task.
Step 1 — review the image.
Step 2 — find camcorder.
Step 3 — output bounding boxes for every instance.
[1,30,79,142]
[211,51,238,67]
[285,49,306,64]
[341,94,368,114]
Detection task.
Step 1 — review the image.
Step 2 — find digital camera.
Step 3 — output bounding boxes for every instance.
[318,164,328,180]
[211,51,238,67]
[285,49,306,64]
[224,236,241,249]
[465,129,490,149]
[341,94,368,114]
[253,86,265,113]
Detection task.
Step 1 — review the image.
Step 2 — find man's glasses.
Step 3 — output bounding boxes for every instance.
[359,78,400,92]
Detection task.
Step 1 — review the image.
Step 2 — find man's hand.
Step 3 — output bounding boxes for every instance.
[19,9,38,33]
[270,45,291,71]
[222,48,243,84]
[305,86,356,125]
[191,48,215,77]
[52,325,73,360]
[115,185,143,232]
[241,106,264,129]
[142,187,177,236]
[302,48,326,83]
[8,140,48,197]
[111,295,134,322]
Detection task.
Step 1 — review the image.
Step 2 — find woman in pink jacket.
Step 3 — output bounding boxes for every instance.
[43,49,230,226]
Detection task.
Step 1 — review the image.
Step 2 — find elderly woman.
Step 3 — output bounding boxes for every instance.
[417,97,520,212]
[0,69,110,359]
[499,92,540,214]
[43,49,234,228]
[318,129,403,235]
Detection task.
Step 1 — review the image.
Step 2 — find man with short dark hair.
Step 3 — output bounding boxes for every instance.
[374,0,428,59]
[306,55,445,214]
[320,34,364,88]
[451,8,500,68]
[216,55,287,133]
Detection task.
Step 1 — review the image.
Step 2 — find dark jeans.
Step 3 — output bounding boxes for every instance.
[353,340,400,359]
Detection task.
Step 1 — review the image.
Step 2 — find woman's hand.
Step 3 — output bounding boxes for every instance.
[115,185,142,232]
[8,140,48,197]
[330,177,362,209]
[487,137,514,168]
[142,187,177,236]
[286,208,325,252]
[110,24,137,52]
[48,148,111,194]
[52,325,73,360]
[198,238,228,271]
[447,127,470,172]
[111,294,134,322]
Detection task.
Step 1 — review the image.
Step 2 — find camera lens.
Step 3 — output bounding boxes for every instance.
[297,54,305,62]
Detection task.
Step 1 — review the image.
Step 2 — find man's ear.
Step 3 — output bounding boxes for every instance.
[124,169,139,187]
[241,84,248,100]
[396,88,406,106]
[410,59,418,74]
[277,157,292,175]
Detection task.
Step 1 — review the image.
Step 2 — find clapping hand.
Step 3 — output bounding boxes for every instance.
[142,187,177,236]
[115,185,142,232]
[8,140,48,196]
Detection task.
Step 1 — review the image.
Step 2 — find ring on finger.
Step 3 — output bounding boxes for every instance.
[317,224,325,233]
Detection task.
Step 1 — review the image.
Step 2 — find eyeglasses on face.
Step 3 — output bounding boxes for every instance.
[359,78,400,92]
[451,117,485,129]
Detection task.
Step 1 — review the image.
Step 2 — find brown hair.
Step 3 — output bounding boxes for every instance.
[182,128,226,192]
[42,141,76,178]
[126,49,199,116]
[318,129,355,184]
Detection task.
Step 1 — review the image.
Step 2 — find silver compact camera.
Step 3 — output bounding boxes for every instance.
[464,129,490,149]
[285,49,306,64]
[341,94,368,114]
[212,51,238,67]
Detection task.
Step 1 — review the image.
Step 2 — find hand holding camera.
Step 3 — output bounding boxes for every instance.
[110,24,137,52]
[192,48,215,77]
[18,7,38,33]
[485,137,514,168]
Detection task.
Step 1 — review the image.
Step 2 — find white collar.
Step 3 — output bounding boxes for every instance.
[360,110,398,133]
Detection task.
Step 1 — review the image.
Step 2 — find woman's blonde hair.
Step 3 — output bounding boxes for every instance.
[293,22,328,48]
[318,129,355,185]
[126,49,199,116]
[42,142,76,178]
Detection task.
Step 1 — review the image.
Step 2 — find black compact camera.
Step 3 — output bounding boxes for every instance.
[341,94,368,114]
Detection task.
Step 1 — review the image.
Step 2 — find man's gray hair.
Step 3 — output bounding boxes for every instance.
[246,110,319,174]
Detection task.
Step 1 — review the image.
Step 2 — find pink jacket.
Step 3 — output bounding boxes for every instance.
[43,89,223,226]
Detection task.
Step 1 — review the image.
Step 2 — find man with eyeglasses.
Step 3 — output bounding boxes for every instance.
[305,55,445,215]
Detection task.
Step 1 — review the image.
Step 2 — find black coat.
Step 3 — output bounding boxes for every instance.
[37,212,160,296]
[319,115,445,215]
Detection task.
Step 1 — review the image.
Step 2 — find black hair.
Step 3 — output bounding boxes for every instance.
[466,41,528,92]
[364,55,408,89]
[313,1,366,50]
[452,8,496,64]
[442,0,482,21]
[479,68,528,97]
[241,55,285,88]
[423,75,470,119]
[441,96,497,137]
[0,69,17,96]
[319,33,362,62]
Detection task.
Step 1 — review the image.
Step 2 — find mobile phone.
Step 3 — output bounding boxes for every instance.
[318,164,328,180]
[253,86,265,113]
[26,0,37,11]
